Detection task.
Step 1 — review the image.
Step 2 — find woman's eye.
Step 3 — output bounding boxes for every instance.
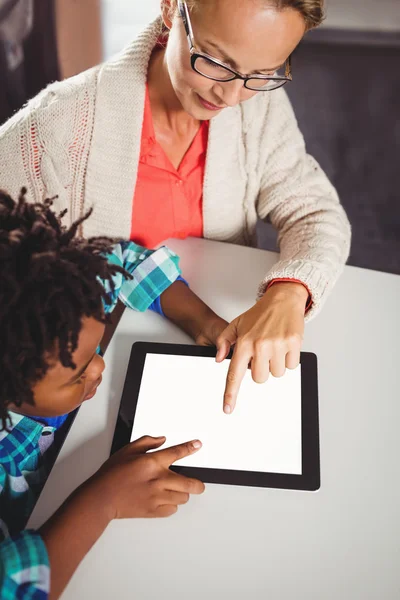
[204,58,225,71]
[75,373,87,385]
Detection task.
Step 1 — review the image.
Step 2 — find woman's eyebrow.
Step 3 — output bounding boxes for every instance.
[65,354,95,385]
[202,39,282,73]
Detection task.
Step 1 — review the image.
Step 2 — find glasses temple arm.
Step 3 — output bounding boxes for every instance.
[178,0,195,50]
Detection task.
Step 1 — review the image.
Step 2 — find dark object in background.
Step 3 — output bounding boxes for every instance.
[257,29,400,276]
[0,0,59,126]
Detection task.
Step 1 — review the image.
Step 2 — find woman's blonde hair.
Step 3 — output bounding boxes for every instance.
[166,0,325,31]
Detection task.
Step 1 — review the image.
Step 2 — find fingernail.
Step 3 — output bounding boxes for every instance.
[224,404,232,414]
[192,440,202,449]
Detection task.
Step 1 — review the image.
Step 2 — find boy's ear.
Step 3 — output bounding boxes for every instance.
[160,0,175,30]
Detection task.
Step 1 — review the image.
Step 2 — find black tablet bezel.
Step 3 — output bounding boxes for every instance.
[111,342,320,491]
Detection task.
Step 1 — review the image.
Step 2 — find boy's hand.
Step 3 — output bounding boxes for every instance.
[195,315,228,347]
[160,280,228,347]
[41,437,204,599]
[92,436,205,519]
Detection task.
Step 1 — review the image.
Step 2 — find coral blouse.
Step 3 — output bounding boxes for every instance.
[131,86,208,248]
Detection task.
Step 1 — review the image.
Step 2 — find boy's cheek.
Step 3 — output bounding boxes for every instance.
[22,387,86,418]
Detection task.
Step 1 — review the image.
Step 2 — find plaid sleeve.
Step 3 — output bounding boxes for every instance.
[0,530,50,599]
[103,241,182,314]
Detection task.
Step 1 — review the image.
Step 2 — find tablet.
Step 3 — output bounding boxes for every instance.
[111,342,320,491]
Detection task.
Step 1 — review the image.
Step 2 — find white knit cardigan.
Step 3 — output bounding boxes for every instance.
[0,18,351,319]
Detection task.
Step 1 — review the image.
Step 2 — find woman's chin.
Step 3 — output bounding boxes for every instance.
[178,90,218,121]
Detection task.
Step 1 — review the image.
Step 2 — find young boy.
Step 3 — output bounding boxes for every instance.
[0,189,227,599]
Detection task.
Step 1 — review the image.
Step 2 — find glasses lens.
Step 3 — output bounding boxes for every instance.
[246,78,288,91]
[246,64,290,91]
[194,56,235,81]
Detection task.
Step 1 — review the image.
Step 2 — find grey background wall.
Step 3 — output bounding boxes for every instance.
[325,0,400,32]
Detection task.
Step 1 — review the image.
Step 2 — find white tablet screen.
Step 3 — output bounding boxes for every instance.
[130,354,302,475]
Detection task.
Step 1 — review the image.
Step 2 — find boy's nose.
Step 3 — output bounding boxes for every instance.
[87,353,105,381]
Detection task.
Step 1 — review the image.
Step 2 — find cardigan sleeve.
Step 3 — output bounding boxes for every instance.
[0,69,98,225]
[255,88,351,320]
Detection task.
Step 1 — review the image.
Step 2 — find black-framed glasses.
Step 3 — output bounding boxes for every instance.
[177,0,292,92]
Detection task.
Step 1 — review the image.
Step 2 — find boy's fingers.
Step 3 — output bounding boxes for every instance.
[155,440,202,466]
[153,505,178,518]
[129,436,166,454]
[166,471,205,495]
[159,490,190,506]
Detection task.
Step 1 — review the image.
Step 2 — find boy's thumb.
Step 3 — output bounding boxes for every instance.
[129,436,166,454]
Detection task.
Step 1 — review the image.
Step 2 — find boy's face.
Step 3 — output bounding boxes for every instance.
[12,317,106,418]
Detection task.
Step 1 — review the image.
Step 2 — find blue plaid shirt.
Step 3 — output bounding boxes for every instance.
[0,241,182,599]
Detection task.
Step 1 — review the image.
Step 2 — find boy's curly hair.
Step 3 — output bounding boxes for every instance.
[0,188,127,430]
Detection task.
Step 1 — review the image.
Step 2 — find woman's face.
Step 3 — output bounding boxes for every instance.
[164,0,305,119]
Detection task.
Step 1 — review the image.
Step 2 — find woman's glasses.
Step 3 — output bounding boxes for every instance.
[177,0,292,92]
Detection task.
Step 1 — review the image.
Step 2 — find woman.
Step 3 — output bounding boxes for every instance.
[0,0,351,411]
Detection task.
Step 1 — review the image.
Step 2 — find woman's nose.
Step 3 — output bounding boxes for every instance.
[86,353,105,381]
[214,79,249,107]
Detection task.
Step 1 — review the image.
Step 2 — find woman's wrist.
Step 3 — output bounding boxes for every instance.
[263,281,309,309]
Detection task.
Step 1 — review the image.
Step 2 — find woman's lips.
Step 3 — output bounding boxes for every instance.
[83,375,103,401]
[197,94,226,111]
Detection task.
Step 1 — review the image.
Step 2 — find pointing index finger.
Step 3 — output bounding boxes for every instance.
[223,345,250,414]
[155,440,202,466]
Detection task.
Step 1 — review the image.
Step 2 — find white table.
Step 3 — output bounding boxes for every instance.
[29,238,400,600]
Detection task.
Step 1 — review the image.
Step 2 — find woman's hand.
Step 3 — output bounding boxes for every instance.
[216,282,308,414]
